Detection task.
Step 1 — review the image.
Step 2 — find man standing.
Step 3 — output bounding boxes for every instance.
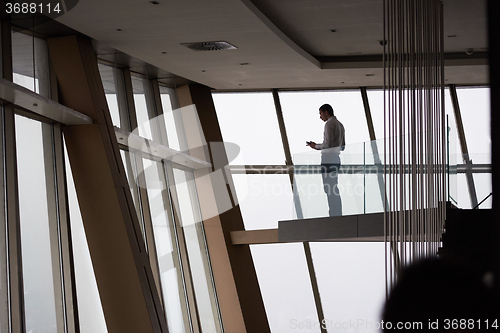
[307,104,345,216]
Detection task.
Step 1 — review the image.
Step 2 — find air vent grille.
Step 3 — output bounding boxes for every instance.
[181,41,237,51]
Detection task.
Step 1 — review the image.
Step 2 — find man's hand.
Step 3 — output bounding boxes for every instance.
[307,141,317,149]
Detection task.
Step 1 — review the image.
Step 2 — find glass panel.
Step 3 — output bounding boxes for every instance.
[212,92,285,165]
[473,173,492,209]
[98,64,121,127]
[455,87,491,155]
[232,174,294,230]
[364,139,385,214]
[310,242,386,333]
[159,85,183,151]
[250,243,320,333]
[294,142,366,218]
[64,142,108,333]
[367,88,455,143]
[452,87,491,208]
[455,174,471,209]
[173,168,221,333]
[366,90,384,140]
[12,30,50,97]
[15,115,61,332]
[142,159,189,332]
[311,242,385,332]
[131,76,154,140]
[279,90,370,159]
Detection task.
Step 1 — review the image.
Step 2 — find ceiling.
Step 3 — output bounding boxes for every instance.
[54,0,488,90]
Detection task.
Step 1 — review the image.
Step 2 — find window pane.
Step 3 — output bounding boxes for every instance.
[232,174,294,230]
[456,87,490,155]
[159,85,183,151]
[473,173,492,209]
[366,90,384,140]
[98,64,121,127]
[450,87,491,208]
[455,174,471,209]
[213,92,285,165]
[251,243,320,333]
[280,90,370,159]
[132,76,154,140]
[294,143,366,218]
[142,159,189,332]
[65,142,108,333]
[15,115,61,332]
[173,168,221,333]
[310,242,386,332]
[12,31,50,97]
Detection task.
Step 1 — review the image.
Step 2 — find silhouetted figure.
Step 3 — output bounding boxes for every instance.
[307,104,345,216]
[383,258,498,332]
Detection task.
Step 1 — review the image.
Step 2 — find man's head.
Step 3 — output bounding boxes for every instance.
[319,104,334,121]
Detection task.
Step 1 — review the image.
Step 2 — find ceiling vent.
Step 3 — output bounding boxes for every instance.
[181,41,237,51]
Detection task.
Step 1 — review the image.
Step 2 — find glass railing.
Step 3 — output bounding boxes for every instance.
[293,140,385,219]
[292,144,491,219]
[448,152,492,209]
[289,116,492,219]
[292,128,478,219]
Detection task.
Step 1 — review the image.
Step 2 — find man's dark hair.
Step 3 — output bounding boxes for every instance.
[319,104,334,116]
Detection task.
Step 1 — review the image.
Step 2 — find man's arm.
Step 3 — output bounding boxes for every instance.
[307,141,320,150]
[314,122,330,150]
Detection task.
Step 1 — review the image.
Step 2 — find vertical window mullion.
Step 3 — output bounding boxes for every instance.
[114,66,131,131]
[4,104,24,333]
[122,68,138,132]
[50,122,79,333]
[143,78,163,144]
[151,79,169,147]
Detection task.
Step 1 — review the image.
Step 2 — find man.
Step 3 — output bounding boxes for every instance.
[307,104,345,216]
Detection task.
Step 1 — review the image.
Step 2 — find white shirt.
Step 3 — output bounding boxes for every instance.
[316,115,345,164]
[316,115,345,151]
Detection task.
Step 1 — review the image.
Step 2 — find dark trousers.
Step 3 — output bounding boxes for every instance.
[322,164,342,217]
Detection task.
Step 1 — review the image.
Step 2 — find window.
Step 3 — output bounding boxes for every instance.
[280,90,370,158]
[310,242,386,332]
[98,64,128,128]
[159,85,185,151]
[213,92,285,165]
[251,243,321,333]
[142,159,190,332]
[16,115,63,332]
[12,30,50,98]
[172,168,222,333]
[232,174,294,230]
[131,76,156,140]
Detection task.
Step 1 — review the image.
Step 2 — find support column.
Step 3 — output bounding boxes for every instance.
[176,84,270,333]
[47,35,166,333]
